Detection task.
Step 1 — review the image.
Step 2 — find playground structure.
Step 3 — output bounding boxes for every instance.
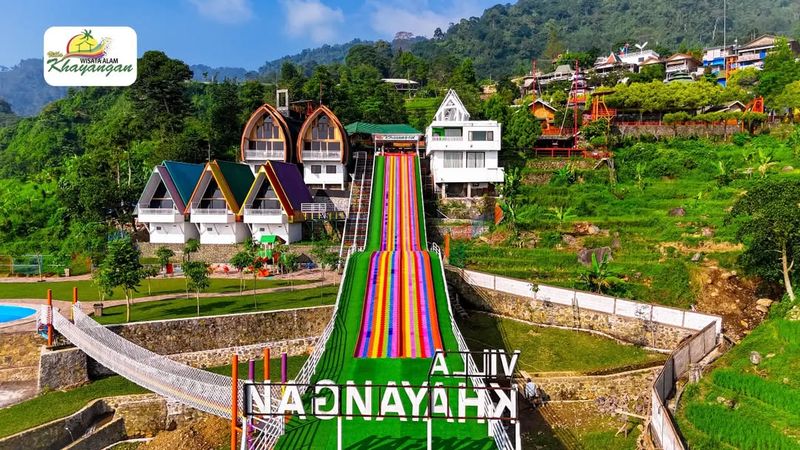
[42,152,514,449]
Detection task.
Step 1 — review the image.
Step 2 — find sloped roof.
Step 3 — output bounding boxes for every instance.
[553,64,573,75]
[531,98,557,112]
[666,53,699,62]
[162,161,204,207]
[433,89,471,122]
[240,103,293,162]
[297,105,349,164]
[739,34,778,50]
[345,122,421,135]
[243,161,311,221]
[215,160,255,208]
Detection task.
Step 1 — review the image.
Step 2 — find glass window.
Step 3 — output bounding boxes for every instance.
[311,165,322,174]
[444,128,463,137]
[326,165,337,174]
[443,152,463,168]
[469,131,493,141]
[466,152,485,168]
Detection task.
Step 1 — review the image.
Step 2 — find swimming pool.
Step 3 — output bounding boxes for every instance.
[0,305,36,323]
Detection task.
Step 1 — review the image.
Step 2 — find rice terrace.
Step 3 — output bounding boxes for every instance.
[1,1,800,449]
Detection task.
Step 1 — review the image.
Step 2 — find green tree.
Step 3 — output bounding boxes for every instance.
[311,238,340,280]
[183,238,199,262]
[229,249,253,294]
[542,20,566,64]
[127,51,192,135]
[728,178,800,302]
[498,167,522,232]
[577,253,625,295]
[155,246,175,277]
[97,236,143,322]
[183,260,210,316]
[756,38,800,104]
[141,265,160,295]
[504,103,541,155]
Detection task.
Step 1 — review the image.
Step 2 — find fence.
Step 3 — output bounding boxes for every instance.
[456,268,721,334]
[0,254,67,276]
[649,322,718,450]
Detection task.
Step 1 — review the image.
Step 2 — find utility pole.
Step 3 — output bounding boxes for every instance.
[723,0,727,48]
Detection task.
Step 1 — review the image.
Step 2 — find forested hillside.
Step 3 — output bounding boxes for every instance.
[413,0,800,77]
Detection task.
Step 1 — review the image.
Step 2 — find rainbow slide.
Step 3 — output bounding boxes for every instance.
[355,154,443,358]
[275,154,494,449]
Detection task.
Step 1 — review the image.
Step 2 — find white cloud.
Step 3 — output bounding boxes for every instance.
[189,0,253,23]
[367,0,486,39]
[280,0,345,44]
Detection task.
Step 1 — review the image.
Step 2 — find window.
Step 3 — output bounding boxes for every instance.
[469,131,493,141]
[155,226,162,231]
[311,165,322,174]
[259,227,266,232]
[466,152,485,168]
[444,128,463,137]
[443,152,463,168]
[326,165,337,174]
[207,227,213,232]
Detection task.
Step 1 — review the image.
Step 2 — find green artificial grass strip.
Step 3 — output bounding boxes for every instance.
[94,285,339,324]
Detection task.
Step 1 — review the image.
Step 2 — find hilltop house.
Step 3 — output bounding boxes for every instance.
[240,161,312,244]
[136,161,204,244]
[186,160,255,244]
[297,105,349,189]
[530,99,558,134]
[664,53,701,81]
[735,34,800,70]
[425,89,504,198]
[240,102,300,173]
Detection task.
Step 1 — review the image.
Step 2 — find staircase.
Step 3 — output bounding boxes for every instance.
[339,152,374,259]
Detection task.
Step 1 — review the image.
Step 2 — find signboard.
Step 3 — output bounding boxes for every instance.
[43,26,137,86]
[374,134,422,142]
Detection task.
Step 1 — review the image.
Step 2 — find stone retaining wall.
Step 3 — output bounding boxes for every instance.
[528,368,659,402]
[38,346,88,391]
[446,269,694,350]
[0,331,40,383]
[169,336,318,369]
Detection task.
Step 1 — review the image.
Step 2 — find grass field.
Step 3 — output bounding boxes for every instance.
[94,285,339,324]
[456,136,800,308]
[457,312,664,373]
[676,317,800,449]
[0,355,308,439]
[0,277,309,302]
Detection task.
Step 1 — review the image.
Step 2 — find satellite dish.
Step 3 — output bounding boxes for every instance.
[635,41,649,51]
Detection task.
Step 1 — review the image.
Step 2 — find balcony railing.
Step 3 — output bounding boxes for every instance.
[244,149,285,160]
[303,151,340,160]
[300,203,328,213]
[243,208,283,216]
[138,208,179,215]
[430,135,463,142]
[190,208,230,215]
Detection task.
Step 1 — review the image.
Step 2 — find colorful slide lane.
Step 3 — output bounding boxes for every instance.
[355,154,443,358]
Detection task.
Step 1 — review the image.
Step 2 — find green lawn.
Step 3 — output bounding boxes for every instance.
[457,312,664,373]
[95,285,339,324]
[456,136,800,308]
[0,355,308,439]
[676,317,800,450]
[0,277,310,302]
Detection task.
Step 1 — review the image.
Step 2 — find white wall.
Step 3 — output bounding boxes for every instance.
[148,222,199,244]
[303,163,346,188]
[198,223,251,244]
[250,222,303,244]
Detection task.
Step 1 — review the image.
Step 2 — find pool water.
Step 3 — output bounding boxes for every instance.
[0,305,36,323]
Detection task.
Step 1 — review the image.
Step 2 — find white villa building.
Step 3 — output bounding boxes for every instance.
[297,105,349,190]
[136,161,204,244]
[186,160,255,244]
[425,89,504,198]
[240,161,312,244]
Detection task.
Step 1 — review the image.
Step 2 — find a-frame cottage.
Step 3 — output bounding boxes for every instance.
[240,161,313,244]
[297,105,349,189]
[136,161,204,244]
[186,160,254,244]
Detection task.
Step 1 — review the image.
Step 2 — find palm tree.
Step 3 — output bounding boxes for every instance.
[78,29,94,52]
[578,253,625,294]
[756,149,776,178]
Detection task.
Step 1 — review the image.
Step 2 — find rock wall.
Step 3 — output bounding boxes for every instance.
[37,346,88,391]
[0,331,41,383]
[103,306,331,355]
[446,269,693,350]
[168,336,318,369]
[527,368,658,402]
[137,243,241,263]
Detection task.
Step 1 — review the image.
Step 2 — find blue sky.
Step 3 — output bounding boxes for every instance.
[0,0,497,69]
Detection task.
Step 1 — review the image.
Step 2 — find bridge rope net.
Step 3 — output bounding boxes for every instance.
[52,304,243,419]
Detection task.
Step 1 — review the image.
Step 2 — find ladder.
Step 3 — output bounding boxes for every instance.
[339,152,374,259]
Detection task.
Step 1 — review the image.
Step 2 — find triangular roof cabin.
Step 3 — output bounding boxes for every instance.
[138,161,204,213]
[296,105,349,164]
[241,161,312,222]
[186,160,255,215]
[433,89,470,122]
[240,103,300,163]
